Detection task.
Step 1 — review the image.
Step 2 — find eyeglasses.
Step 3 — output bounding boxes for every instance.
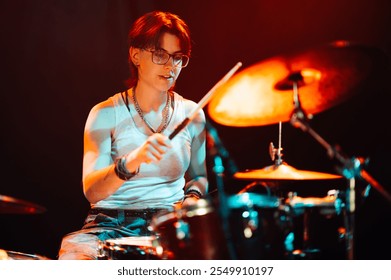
[143,49,189,68]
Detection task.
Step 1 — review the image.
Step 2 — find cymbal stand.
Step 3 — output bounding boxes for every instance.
[268,123,293,195]
[288,73,391,259]
[210,151,237,259]
[269,121,284,166]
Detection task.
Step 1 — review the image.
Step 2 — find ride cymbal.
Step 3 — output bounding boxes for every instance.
[0,194,46,214]
[234,162,342,181]
[208,41,385,127]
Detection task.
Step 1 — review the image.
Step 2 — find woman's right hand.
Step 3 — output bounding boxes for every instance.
[127,133,172,166]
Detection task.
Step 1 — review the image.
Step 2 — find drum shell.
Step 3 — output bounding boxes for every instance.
[287,194,346,259]
[151,199,230,260]
[227,193,292,260]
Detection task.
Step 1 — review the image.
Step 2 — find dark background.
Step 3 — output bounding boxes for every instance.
[1,0,390,260]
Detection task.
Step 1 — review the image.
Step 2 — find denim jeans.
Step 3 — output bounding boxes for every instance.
[58,210,157,260]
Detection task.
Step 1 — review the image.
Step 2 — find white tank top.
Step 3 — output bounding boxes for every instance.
[92,91,195,209]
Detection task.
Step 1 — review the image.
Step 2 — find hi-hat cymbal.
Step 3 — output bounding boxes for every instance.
[234,162,342,181]
[208,41,385,126]
[0,194,46,214]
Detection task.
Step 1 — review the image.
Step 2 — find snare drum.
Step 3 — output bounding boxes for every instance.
[99,236,160,260]
[227,192,292,260]
[151,198,230,259]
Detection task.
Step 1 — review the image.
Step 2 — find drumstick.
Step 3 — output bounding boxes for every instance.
[169,62,242,140]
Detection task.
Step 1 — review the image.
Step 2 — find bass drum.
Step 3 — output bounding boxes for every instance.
[99,236,160,260]
[151,198,230,260]
[226,192,292,260]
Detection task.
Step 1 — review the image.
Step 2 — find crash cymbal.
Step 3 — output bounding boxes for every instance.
[208,41,385,126]
[0,194,46,214]
[234,162,342,181]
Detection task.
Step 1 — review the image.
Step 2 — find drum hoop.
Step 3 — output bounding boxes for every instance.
[101,236,159,259]
[288,196,338,208]
[104,236,155,247]
[151,199,215,228]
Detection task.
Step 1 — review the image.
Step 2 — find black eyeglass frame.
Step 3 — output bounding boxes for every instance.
[143,49,190,68]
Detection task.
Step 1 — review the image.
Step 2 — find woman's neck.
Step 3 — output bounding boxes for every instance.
[132,85,168,112]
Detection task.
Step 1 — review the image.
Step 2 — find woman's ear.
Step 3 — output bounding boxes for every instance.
[129,47,140,66]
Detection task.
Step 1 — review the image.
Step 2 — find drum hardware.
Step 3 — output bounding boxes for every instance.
[210,153,238,259]
[206,120,239,177]
[221,115,342,260]
[174,212,190,242]
[236,196,259,239]
[206,120,239,259]
[242,208,258,238]
[288,74,391,259]
[234,121,342,182]
[212,113,343,259]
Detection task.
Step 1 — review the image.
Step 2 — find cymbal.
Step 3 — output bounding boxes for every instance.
[208,41,384,126]
[0,194,46,214]
[234,162,342,181]
[0,250,51,260]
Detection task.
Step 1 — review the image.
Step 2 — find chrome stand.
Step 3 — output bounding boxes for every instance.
[288,72,391,259]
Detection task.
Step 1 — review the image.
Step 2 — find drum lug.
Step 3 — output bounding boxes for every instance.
[242,207,258,238]
[174,218,190,241]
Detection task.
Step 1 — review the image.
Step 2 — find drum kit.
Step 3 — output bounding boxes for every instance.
[2,41,390,261]
[97,41,390,260]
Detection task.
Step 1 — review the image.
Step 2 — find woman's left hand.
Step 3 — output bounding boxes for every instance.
[180,196,199,208]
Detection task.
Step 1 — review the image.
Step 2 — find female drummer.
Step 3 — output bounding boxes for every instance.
[58,10,207,260]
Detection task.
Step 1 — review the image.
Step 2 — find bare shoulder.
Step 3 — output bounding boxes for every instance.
[85,97,116,131]
[90,98,114,114]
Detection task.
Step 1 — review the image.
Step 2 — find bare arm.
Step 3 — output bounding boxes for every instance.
[82,100,128,203]
[181,102,208,207]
